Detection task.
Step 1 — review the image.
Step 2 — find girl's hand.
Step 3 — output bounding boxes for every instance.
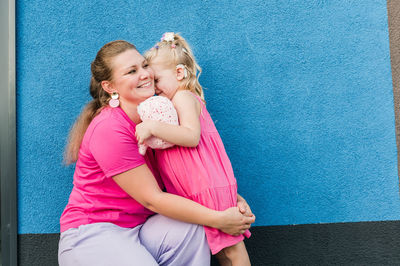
[135,120,156,144]
[217,207,255,236]
[237,194,254,218]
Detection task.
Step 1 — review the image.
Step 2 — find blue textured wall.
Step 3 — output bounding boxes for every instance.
[17,0,399,234]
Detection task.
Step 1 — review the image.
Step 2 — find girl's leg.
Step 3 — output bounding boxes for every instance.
[215,250,232,266]
[139,214,211,266]
[58,223,158,266]
[217,241,251,266]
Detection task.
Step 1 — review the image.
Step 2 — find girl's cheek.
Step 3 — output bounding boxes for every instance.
[155,86,162,95]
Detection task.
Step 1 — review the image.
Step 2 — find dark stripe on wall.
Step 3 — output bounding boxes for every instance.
[387,1,400,186]
[19,221,400,266]
[18,233,58,266]
[241,221,400,266]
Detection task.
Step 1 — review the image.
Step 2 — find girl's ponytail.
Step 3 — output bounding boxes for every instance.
[173,34,204,101]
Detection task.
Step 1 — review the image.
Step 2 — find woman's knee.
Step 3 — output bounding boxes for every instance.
[141,214,204,245]
[140,215,210,265]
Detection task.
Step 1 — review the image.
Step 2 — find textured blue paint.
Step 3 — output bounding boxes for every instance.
[17,0,399,234]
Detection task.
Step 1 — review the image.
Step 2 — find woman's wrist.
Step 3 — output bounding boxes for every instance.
[210,210,224,230]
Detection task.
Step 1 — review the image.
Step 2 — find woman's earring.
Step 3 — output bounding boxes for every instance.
[109,92,120,108]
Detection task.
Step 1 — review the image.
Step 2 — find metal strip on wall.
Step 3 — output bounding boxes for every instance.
[0,0,18,265]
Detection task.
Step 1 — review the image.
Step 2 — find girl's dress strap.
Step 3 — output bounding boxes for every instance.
[189,91,205,115]
[190,91,205,105]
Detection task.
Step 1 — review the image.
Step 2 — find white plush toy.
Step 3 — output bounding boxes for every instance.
[137,96,179,155]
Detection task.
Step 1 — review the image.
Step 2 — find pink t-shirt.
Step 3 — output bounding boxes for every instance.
[60,107,163,233]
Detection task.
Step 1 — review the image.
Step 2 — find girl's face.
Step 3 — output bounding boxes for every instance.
[109,49,155,105]
[150,57,180,100]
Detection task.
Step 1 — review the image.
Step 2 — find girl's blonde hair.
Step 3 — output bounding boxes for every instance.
[64,40,136,164]
[145,33,204,101]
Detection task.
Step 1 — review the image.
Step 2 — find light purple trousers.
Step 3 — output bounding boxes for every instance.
[58,214,210,266]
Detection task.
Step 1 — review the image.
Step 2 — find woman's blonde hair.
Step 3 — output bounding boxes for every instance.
[64,40,136,164]
[145,33,204,101]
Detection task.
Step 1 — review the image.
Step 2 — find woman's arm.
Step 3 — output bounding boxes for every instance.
[135,91,201,147]
[113,164,254,236]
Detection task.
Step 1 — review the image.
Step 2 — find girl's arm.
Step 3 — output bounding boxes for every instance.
[135,90,201,147]
[113,164,255,236]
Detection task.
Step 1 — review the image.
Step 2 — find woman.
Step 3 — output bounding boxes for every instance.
[58,40,255,265]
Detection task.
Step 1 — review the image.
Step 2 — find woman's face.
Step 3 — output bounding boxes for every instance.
[110,49,155,105]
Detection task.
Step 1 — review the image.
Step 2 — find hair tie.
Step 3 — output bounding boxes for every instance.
[161,32,175,42]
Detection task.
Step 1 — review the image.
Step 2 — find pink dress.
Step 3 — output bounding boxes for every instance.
[155,94,250,255]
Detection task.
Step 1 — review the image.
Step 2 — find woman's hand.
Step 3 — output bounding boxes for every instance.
[237,194,254,218]
[135,120,156,144]
[217,207,255,236]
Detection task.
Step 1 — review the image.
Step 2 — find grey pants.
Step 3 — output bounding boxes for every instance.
[58,214,210,266]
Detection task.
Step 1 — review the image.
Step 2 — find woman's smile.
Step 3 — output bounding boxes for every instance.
[137,81,152,89]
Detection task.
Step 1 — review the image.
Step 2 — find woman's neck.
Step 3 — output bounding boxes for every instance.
[119,101,141,124]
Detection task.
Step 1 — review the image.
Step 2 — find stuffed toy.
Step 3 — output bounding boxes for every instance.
[137,96,179,155]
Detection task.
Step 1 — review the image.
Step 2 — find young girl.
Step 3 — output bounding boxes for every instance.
[135,32,252,266]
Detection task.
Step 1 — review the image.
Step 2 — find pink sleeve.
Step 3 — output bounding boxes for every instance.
[89,119,146,178]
